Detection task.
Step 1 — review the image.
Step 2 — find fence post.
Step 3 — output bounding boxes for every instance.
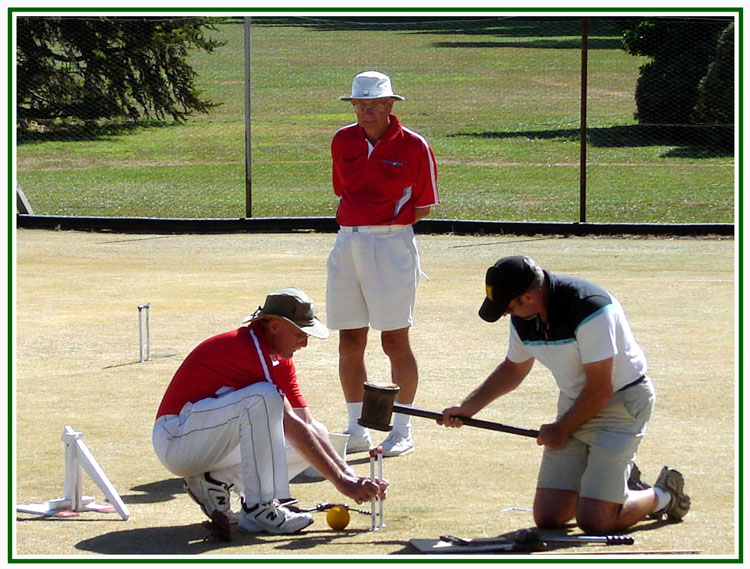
[244,16,253,218]
[579,17,588,223]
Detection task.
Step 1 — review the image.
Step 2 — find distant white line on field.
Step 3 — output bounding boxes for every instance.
[100,236,176,244]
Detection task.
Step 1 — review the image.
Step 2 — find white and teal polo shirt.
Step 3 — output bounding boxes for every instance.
[506,272,647,400]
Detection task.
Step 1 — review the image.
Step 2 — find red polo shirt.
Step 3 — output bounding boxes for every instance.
[332,114,439,226]
[155,324,307,419]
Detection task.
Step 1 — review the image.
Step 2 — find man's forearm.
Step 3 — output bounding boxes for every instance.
[545,358,614,442]
[289,421,348,481]
[413,206,431,223]
[461,359,531,415]
[555,382,613,436]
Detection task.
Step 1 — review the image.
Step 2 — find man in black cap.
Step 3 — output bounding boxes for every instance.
[440,256,690,534]
[153,287,387,537]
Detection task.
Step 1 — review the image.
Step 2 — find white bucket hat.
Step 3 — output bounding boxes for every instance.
[340,71,405,101]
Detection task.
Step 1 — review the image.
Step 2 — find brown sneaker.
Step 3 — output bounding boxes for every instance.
[650,466,691,521]
[627,463,652,491]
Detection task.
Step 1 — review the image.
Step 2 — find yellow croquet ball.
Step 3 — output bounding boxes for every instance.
[326,505,350,530]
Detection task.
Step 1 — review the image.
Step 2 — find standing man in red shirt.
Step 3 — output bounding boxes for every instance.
[152,288,387,537]
[327,71,440,457]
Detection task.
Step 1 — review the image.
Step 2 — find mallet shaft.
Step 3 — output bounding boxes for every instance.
[393,405,539,438]
[548,535,635,546]
[514,529,634,546]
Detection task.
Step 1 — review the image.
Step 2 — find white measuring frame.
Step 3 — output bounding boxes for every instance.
[17,426,130,520]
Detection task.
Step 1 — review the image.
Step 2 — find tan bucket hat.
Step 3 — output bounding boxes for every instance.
[244,287,329,339]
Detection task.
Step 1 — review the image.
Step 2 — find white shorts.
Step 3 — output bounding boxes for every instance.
[326,225,420,331]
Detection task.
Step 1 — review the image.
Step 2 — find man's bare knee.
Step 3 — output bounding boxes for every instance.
[533,488,577,529]
[339,328,368,357]
[380,328,412,358]
[576,498,621,535]
[534,513,568,529]
[577,515,616,535]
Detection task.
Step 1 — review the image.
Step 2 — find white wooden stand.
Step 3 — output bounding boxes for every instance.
[17,426,130,520]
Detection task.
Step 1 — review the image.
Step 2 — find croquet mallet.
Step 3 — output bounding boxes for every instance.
[358,383,539,438]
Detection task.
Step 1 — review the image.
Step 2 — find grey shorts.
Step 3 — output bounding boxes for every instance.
[536,377,655,504]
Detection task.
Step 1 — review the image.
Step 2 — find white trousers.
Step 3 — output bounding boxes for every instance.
[152,381,290,505]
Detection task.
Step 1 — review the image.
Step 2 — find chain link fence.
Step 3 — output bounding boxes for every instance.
[15,14,735,224]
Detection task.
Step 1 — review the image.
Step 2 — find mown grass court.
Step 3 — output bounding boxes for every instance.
[14,230,736,559]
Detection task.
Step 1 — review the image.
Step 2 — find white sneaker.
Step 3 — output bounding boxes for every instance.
[379,428,414,457]
[344,428,372,454]
[239,499,314,534]
[184,472,239,523]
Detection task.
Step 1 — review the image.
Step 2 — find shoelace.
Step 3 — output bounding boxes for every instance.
[247,500,287,526]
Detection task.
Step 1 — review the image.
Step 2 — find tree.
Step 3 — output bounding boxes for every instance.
[17,17,223,124]
[693,22,734,149]
[621,18,731,125]
[693,22,734,124]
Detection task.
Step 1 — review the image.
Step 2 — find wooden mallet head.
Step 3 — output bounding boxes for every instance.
[358,383,400,432]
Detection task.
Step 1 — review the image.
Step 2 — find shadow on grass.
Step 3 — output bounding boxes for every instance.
[74,523,409,555]
[432,38,621,49]
[250,16,625,46]
[74,522,249,555]
[103,353,177,370]
[17,119,177,145]
[121,478,185,506]
[451,124,734,159]
[395,520,680,555]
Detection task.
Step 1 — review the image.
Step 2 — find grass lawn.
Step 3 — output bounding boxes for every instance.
[14,231,737,557]
[16,15,735,223]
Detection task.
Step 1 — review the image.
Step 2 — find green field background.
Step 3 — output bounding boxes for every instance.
[16,16,735,223]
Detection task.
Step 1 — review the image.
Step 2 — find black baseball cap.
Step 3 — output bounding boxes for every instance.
[478,256,538,322]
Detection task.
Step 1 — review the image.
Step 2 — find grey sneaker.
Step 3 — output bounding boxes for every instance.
[379,427,414,457]
[627,463,652,491]
[184,472,238,523]
[344,428,372,454]
[651,466,691,521]
[239,499,314,534]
